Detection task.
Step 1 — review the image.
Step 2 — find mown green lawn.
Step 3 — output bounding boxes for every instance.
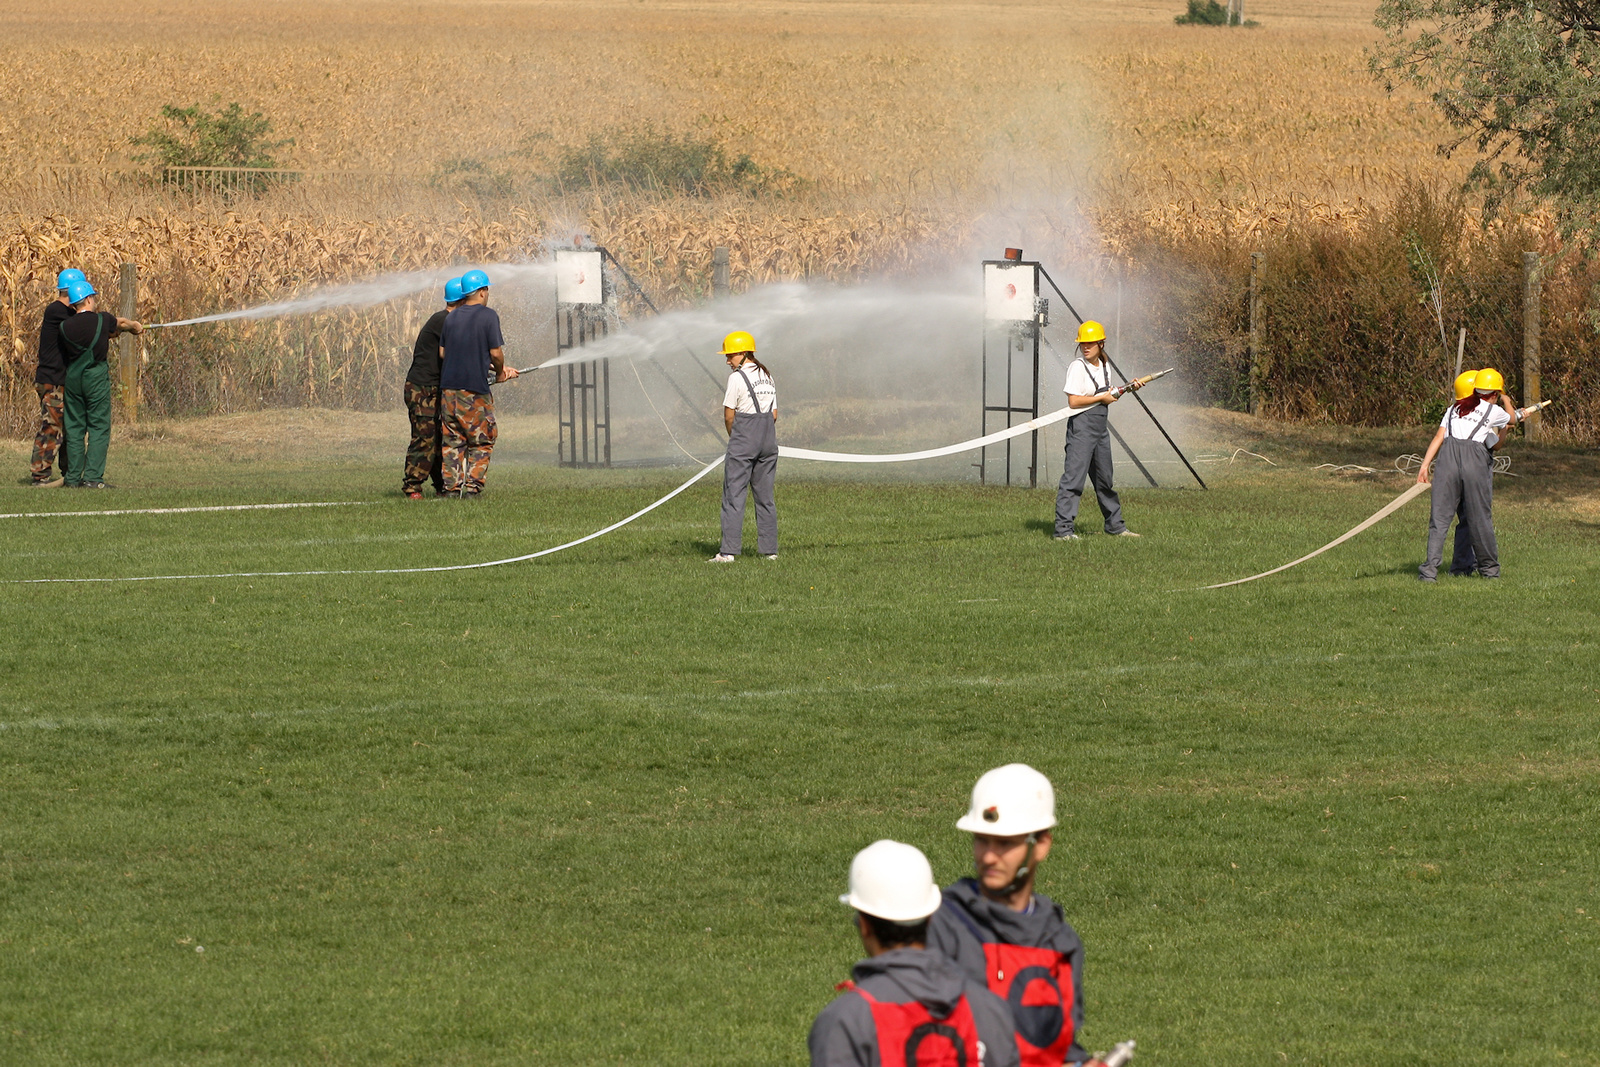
[0,414,1596,1065]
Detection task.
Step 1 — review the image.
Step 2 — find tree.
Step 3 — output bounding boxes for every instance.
[131,102,291,169]
[1369,2,1600,229]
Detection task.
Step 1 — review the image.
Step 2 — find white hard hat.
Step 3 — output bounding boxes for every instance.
[955,763,1057,836]
[838,840,945,923]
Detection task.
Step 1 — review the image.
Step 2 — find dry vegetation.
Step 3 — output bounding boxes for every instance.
[3,0,1591,439]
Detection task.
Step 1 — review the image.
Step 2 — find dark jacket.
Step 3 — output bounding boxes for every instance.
[928,879,1088,1065]
[808,946,1020,1067]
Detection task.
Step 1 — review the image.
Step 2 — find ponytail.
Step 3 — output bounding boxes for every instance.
[739,353,772,379]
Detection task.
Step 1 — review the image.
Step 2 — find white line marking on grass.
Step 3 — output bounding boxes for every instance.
[0,501,367,520]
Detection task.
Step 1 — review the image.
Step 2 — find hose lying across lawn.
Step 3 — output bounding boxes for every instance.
[7,409,1429,587]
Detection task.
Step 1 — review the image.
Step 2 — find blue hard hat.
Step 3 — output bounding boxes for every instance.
[65,280,96,304]
[459,269,490,297]
[56,268,86,290]
[444,277,465,304]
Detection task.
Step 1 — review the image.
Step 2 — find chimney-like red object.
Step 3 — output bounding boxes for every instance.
[1003,248,1023,261]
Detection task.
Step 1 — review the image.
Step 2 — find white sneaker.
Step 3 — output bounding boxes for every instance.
[762,554,778,560]
[1114,530,1142,538]
[708,553,737,563]
[1052,533,1080,541]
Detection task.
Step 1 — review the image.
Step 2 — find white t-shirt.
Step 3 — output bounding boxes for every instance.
[1440,398,1511,446]
[723,366,776,415]
[1062,357,1112,419]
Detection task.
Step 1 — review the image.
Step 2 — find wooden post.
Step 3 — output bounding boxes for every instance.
[1247,252,1263,416]
[118,261,138,424]
[712,246,729,299]
[1454,326,1466,387]
[1522,251,1541,440]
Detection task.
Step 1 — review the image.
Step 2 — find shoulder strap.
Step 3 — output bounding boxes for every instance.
[59,313,105,363]
[736,368,766,414]
[1466,402,1493,441]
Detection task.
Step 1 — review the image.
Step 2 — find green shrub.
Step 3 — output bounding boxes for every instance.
[554,126,804,198]
[1175,1,1230,25]
[131,102,291,169]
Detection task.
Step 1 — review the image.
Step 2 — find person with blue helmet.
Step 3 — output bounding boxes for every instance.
[27,268,90,486]
[437,268,517,497]
[56,279,144,489]
[401,276,466,498]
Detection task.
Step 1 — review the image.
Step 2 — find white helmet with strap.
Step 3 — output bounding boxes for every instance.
[956,763,1057,836]
[838,840,944,923]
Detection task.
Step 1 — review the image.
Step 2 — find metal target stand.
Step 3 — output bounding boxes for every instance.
[980,255,1045,487]
[554,247,613,468]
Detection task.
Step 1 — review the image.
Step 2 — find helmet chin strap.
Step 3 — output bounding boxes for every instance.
[990,833,1038,899]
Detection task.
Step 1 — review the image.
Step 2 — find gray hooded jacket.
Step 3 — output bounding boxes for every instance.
[808,947,1021,1067]
[927,879,1088,1065]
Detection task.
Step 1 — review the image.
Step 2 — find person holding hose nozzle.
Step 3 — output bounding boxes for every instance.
[1054,322,1141,541]
[1417,367,1515,581]
[28,268,86,488]
[438,269,517,498]
[809,839,1021,1067]
[56,279,143,489]
[709,330,778,562]
[929,764,1106,1067]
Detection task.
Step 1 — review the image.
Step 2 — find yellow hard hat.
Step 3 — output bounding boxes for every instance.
[1076,321,1106,344]
[1453,370,1478,400]
[1475,367,1505,393]
[719,330,756,356]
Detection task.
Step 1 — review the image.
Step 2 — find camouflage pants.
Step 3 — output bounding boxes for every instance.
[402,382,444,493]
[29,384,64,483]
[440,389,497,493]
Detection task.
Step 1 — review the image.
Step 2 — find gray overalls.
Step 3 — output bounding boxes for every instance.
[1420,403,1499,580]
[720,368,778,556]
[1054,359,1127,537]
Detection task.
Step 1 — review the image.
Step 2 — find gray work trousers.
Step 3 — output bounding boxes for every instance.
[721,411,778,555]
[1420,436,1498,579]
[1054,406,1126,536]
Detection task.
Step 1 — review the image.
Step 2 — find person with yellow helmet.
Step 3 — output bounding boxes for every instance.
[709,330,779,562]
[1417,366,1517,581]
[1053,321,1142,541]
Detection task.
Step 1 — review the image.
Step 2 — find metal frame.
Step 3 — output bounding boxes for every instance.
[555,254,613,468]
[980,260,1043,487]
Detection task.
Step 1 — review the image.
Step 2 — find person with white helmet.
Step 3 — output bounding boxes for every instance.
[709,330,779,562]
[928,765,1093,1067]
[810,839,1020,1067]
[27,268,86,487]
[1053,322,1141,541]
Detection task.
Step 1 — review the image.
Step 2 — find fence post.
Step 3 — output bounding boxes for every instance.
[118,261,138,424]
[1248,252,1263,416]
[712,246,729,299]
[1522,251,1541,440]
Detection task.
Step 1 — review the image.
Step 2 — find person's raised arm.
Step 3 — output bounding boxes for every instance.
[114,317,143,335]
[1417,426,1447,484]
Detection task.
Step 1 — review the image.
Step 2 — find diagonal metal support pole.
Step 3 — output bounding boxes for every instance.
[599,246,725,391]
[1037,265,1207,489]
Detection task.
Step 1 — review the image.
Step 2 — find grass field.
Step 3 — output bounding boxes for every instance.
[1,412,1596,1064]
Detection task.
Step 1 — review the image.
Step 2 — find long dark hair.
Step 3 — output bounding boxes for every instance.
[735,353,772,378]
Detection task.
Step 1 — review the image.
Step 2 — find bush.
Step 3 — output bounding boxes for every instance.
[1175,1,1230,25]
[554,126,805,198]
[131,102,291,169]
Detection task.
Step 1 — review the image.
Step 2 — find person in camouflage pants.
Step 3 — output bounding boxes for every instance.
[30,385,64,485]
[402,382,444,495]
[440,389,497,495]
